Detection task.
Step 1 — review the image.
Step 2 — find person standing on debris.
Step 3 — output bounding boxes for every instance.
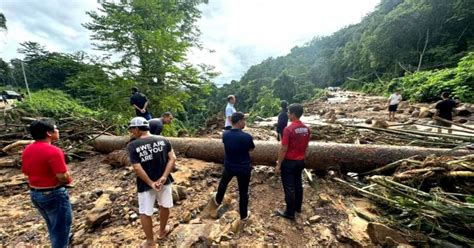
[21,119,73,248]
[275,104,311,220]
[434,92,458,134]
[276,100,289,141]
[127,117,176,246]
[130,87,151,120]
[149,112,173,136]
[210,112,255,220]
[224,95,237,130]
[387,90,402,121]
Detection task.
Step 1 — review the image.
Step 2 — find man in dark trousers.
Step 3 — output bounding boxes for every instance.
[127,117,176,247]
[22,119,73,248]
[130,87,151,120]
[149,112,174,136]
[211,112,255,220]
[275,103,311,220]
[276,100,289,141]
[434,92,458,134]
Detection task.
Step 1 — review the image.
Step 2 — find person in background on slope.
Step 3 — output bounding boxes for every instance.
[130,87,152,120]
[276,100,289,141]
[434,91,458,134]
[22,119,73,248]
[387,90,402,121]
[149,112,174,136]
[224,95,237,130]
[209,112,255,220]
[127,117,176,247]
[275,104,311,220]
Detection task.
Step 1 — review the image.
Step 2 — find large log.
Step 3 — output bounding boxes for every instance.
[92,136,471,173]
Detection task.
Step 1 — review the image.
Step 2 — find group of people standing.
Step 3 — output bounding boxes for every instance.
[215,95,311,221]
[20,86,463,247]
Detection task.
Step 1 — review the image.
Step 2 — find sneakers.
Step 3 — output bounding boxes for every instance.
[274,209,295,220]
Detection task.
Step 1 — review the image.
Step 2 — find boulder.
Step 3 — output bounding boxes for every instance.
[365,118,373,125]
[455,107,472,117]
[418,107,433,118]
[372,119,389,129]
[172,224,213,248]
[86,208,111,227]
[411,110,420,118]
[367,222,410,246]
[172,185,188,203]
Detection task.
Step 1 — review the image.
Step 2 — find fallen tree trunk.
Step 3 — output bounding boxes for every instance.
[93,136,471,172]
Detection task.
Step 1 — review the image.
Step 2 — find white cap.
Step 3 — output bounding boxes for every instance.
[129,117,149,128]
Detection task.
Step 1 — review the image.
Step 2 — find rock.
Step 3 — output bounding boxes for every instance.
[372,119,388,129]
[404,125,418,131]
[190,218,202,224]
[180,210,192,223]
[308,215,322,224]
[455,107,471,117]
[130,213,138,220]
[367,222,409,246]
[455,118,468,124]
[172,185,188,203]
[419,107,434,118]
[230,219,242,234]
[86,209,111,227]
[407,106,416,114]
[365,118,373,124]
[411,110,420,118]
[372,106,383,112]
[396,109,404,114]
[172,224,213,248]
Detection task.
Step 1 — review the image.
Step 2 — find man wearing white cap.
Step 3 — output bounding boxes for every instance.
[127,117,176,247]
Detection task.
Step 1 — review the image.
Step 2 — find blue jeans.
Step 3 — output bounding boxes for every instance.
[30,187,72,248]
[281,160,305,217]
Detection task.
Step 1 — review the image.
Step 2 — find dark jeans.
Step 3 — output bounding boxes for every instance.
[215,168,251,219]
[30,187,72,248]
[281,160,305,217]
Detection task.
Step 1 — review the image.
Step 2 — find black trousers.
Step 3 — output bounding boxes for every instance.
[281,160,305,217]
[215,168,251,219]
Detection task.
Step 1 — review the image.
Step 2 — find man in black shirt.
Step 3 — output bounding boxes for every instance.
[149,112,174,136]
[130,87,151,120]
[127,117,176,246]
[276,100,288,141]
[209,112,255,220]
[435,92,458,134]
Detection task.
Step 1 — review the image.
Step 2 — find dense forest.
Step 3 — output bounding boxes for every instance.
[0,0,473,134]
[215,0,473,116]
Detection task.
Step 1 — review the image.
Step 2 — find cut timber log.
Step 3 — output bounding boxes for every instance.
[92,136,471,173]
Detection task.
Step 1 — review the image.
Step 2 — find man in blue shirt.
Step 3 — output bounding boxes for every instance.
[213,112,255,220]
[276,100,289,141]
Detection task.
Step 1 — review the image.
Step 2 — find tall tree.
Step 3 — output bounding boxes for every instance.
[0,13,6,30]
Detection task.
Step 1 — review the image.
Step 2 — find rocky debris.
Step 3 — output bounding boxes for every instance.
[371,106,383,112]
[172,185,188,203]
[367,222,410,246]
[308,215,322,224]
[455,106,472,117]
[86,208,111,228]
[410,110,420,117]
[172,224,213,247]
[365,118,373,124]
[419,107,435,118]
[0,157,18,168]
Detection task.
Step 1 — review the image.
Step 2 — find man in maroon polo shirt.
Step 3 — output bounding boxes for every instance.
[22,119,73,248]
[275,103,311,220]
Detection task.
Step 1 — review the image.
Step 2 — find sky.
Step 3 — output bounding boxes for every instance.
[0,0,380,86]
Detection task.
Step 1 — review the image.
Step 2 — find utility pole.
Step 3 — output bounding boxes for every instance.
[20,61,32,100]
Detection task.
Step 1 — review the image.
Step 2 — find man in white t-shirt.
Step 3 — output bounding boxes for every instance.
[387,90,402,121]
[224,95,237,130]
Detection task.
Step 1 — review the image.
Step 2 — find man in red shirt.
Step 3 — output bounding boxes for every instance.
[22,119,73,248]
[275,103,311,220]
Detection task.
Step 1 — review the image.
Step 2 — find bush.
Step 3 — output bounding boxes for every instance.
[16,89,98,119]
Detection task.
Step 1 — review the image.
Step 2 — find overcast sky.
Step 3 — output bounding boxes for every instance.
[0,0,380,85]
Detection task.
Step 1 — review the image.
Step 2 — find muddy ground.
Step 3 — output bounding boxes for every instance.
[1,90,472,247]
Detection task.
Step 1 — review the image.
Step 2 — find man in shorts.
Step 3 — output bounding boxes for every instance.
[128,117,176,247]
[387,90,402,121]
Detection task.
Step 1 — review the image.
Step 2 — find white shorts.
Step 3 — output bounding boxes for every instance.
[138,184,173,216]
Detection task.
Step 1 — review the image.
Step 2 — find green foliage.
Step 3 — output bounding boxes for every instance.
[249,86,280,120]
[16,89,98,119]
[213,0,473,112]
[0,13,6,30]
[313,88,329,99]
[399,52,474,102]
